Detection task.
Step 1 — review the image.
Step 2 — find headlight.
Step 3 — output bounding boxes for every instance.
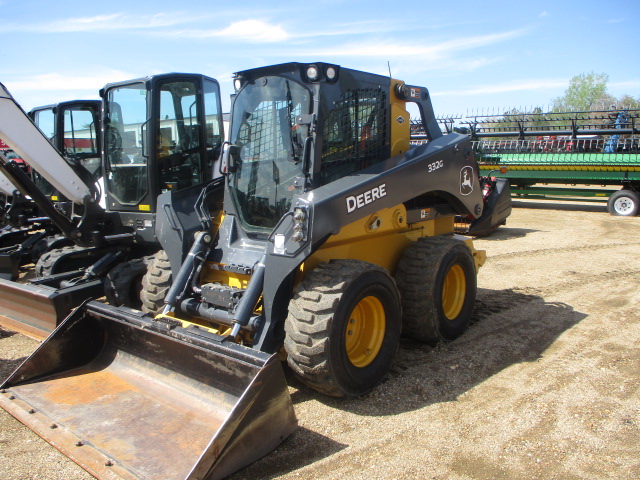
[306,65,319,81]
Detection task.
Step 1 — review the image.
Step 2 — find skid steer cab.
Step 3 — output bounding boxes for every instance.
[2,62,489,480]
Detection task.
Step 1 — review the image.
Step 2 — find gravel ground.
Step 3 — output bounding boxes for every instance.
[1,199,639,480]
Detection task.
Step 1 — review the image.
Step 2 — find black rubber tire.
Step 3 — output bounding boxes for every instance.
[395,236,477,345]
[607,189,640,216]
[140,250,172,314]
[35,245,88,278]
[31,235,74,264]
[284,259,402,397]
[104,256,153,310]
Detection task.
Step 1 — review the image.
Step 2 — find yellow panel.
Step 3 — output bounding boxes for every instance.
[390,80,410,157]
[138,204,151,211]
[305,204,455,275]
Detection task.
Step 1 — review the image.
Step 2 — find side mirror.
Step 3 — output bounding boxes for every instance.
[223,143,240,174]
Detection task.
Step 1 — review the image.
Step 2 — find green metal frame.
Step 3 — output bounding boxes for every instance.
[478,151,640,201]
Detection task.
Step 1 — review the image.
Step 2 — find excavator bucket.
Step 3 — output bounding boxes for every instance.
[0,300,297,480]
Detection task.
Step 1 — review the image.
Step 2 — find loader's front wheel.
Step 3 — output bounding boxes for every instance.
[284,260,401,397]
[140,250,172,314]
[395,237,476,345]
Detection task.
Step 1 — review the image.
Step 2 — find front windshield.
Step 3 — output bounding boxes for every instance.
[63,107,100,177]
[229,76,310,234]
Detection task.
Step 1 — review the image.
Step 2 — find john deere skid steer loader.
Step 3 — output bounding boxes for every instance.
[2,63,488,479]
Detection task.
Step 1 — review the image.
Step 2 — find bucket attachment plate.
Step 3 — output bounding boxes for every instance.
[0,301,297,480]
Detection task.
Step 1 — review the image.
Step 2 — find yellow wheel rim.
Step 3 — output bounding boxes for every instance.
[345,296,386,368]
[442,264,466,320]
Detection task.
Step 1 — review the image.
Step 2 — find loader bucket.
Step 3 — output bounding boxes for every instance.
[0,300,297,480]
[0,275,104,340]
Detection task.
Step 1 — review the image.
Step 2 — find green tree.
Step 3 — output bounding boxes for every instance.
[616,94,640,110]
[552,72,609,112]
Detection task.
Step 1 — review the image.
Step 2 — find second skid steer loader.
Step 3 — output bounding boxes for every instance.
[2,62,490,479]
[0,75,225,336]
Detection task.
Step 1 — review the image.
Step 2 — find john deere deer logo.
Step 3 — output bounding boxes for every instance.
[460,166,474,196]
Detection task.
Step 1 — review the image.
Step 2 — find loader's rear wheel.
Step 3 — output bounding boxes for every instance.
[395,237,476,345]
[105,256,154,310]
[284,259,401,397]
[140,250,172,314]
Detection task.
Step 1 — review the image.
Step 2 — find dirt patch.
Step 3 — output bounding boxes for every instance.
[1,200,639,480]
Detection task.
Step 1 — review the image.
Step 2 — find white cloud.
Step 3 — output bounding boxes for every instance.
[8,12,191,33]
[6,70,133,92]
[287,29,528,61]
[609,80,640,89]
[168,19,289,42]
[215,20,289,42]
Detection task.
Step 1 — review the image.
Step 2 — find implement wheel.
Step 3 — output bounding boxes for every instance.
[607,189,640,216]
[140,250,172,314]
[284,259,401,397]
[395,237,477,345]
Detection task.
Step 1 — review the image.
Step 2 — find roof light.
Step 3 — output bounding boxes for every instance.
[306,65,319,81]
[326,66,337,80]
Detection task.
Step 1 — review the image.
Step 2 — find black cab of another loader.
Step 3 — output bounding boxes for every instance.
[101,74,225,244]
[29,100,103,201]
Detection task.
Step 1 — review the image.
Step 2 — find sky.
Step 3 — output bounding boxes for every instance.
[1,0,639,118]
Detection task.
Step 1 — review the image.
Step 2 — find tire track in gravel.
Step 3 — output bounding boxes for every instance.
[482,241,640,262]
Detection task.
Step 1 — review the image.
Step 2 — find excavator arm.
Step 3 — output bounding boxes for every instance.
[0,170,15,196]
[0,83,94,204]
[0,152,76,236]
